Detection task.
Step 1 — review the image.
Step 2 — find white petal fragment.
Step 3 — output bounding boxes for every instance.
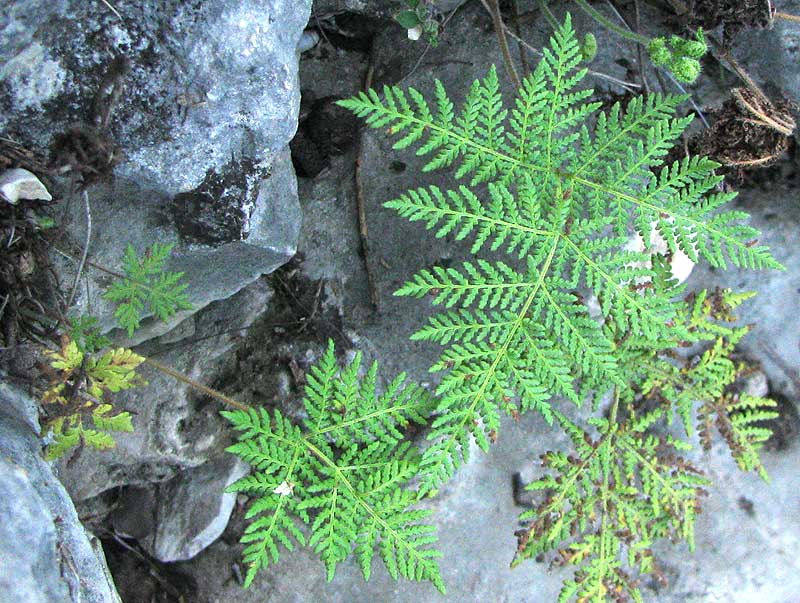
[0,168,52,204]
[273,480,295,497]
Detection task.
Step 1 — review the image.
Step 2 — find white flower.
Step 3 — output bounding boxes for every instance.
[407,25,423,41]
[272,480,295,497]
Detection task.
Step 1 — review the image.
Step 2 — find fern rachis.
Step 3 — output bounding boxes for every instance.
[341,13,782,602]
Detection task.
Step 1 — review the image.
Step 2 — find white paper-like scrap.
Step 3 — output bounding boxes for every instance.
[0,168,52,204]
[407,25,423,41]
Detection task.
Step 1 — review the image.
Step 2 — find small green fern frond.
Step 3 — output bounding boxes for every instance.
[223,341,443,592]
[91,403,134,432]
[514,411,707,603]
[41,338,141,460]
[67,315,111,353]
[104,243,192,336]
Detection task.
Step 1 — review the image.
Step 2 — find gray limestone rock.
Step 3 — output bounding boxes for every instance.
[110,454,248,562]
[1,1,309,342]
[60,147,301,346]
[0,380,121,603]
[56,278,273,502]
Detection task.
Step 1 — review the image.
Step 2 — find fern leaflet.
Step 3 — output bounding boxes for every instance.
[222,341,444,591]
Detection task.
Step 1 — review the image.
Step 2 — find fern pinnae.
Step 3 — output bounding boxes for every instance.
[224,341,444,591]
[341,12,782,601]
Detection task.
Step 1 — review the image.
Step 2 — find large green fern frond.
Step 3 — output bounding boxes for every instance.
[339,14,781,497]
[223,341,443,591]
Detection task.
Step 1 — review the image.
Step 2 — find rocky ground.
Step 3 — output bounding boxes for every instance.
[2,1,800,602]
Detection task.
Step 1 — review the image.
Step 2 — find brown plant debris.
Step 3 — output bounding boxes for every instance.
[49,125,121,187]
[0,135,54,177]
[688,0,775,43]
[0,197,60,360]
[685,88,795,173]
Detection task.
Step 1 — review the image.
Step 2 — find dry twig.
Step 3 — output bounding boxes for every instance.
[355,40,381,311]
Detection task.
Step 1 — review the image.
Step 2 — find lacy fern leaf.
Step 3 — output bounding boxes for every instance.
[513,408,707,603]
[104,243,192,336]
[222,341,444,591]
[339,13,781,498]
[341,12,782,602]
[514,287,778,601]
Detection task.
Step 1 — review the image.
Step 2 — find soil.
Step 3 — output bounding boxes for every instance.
[688,0,774,44]
[291,95,360,177]
[0,194,61,371]
[683,87,796,175]
[101,532,198,603]
[199,255,351,419]
[49,125,121,187]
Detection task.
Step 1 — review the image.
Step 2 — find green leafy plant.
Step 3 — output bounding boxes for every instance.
[567,0,707,83]
[340,14,781,601]
[104,242,192,337]
[222,341,444,591]
[67,315,111,353]
[643,288,780,480]
[395,0,440,45]
[41,337,142,460]
[513,286,778,601]
[40,243,191,460]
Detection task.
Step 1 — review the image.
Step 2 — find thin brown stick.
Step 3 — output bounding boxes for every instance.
[632,0,651,93]
[143,357,251,412]
[707,35,770,105]
[355,40,380,311]
[480,0,522,89]
[775,11,800,23]
[65,191,91,310]
[510,0,529,79]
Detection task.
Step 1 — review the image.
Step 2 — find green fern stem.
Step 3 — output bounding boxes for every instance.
[537,0,561,31]
[596,388,621,592]
[571,0,650,45]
